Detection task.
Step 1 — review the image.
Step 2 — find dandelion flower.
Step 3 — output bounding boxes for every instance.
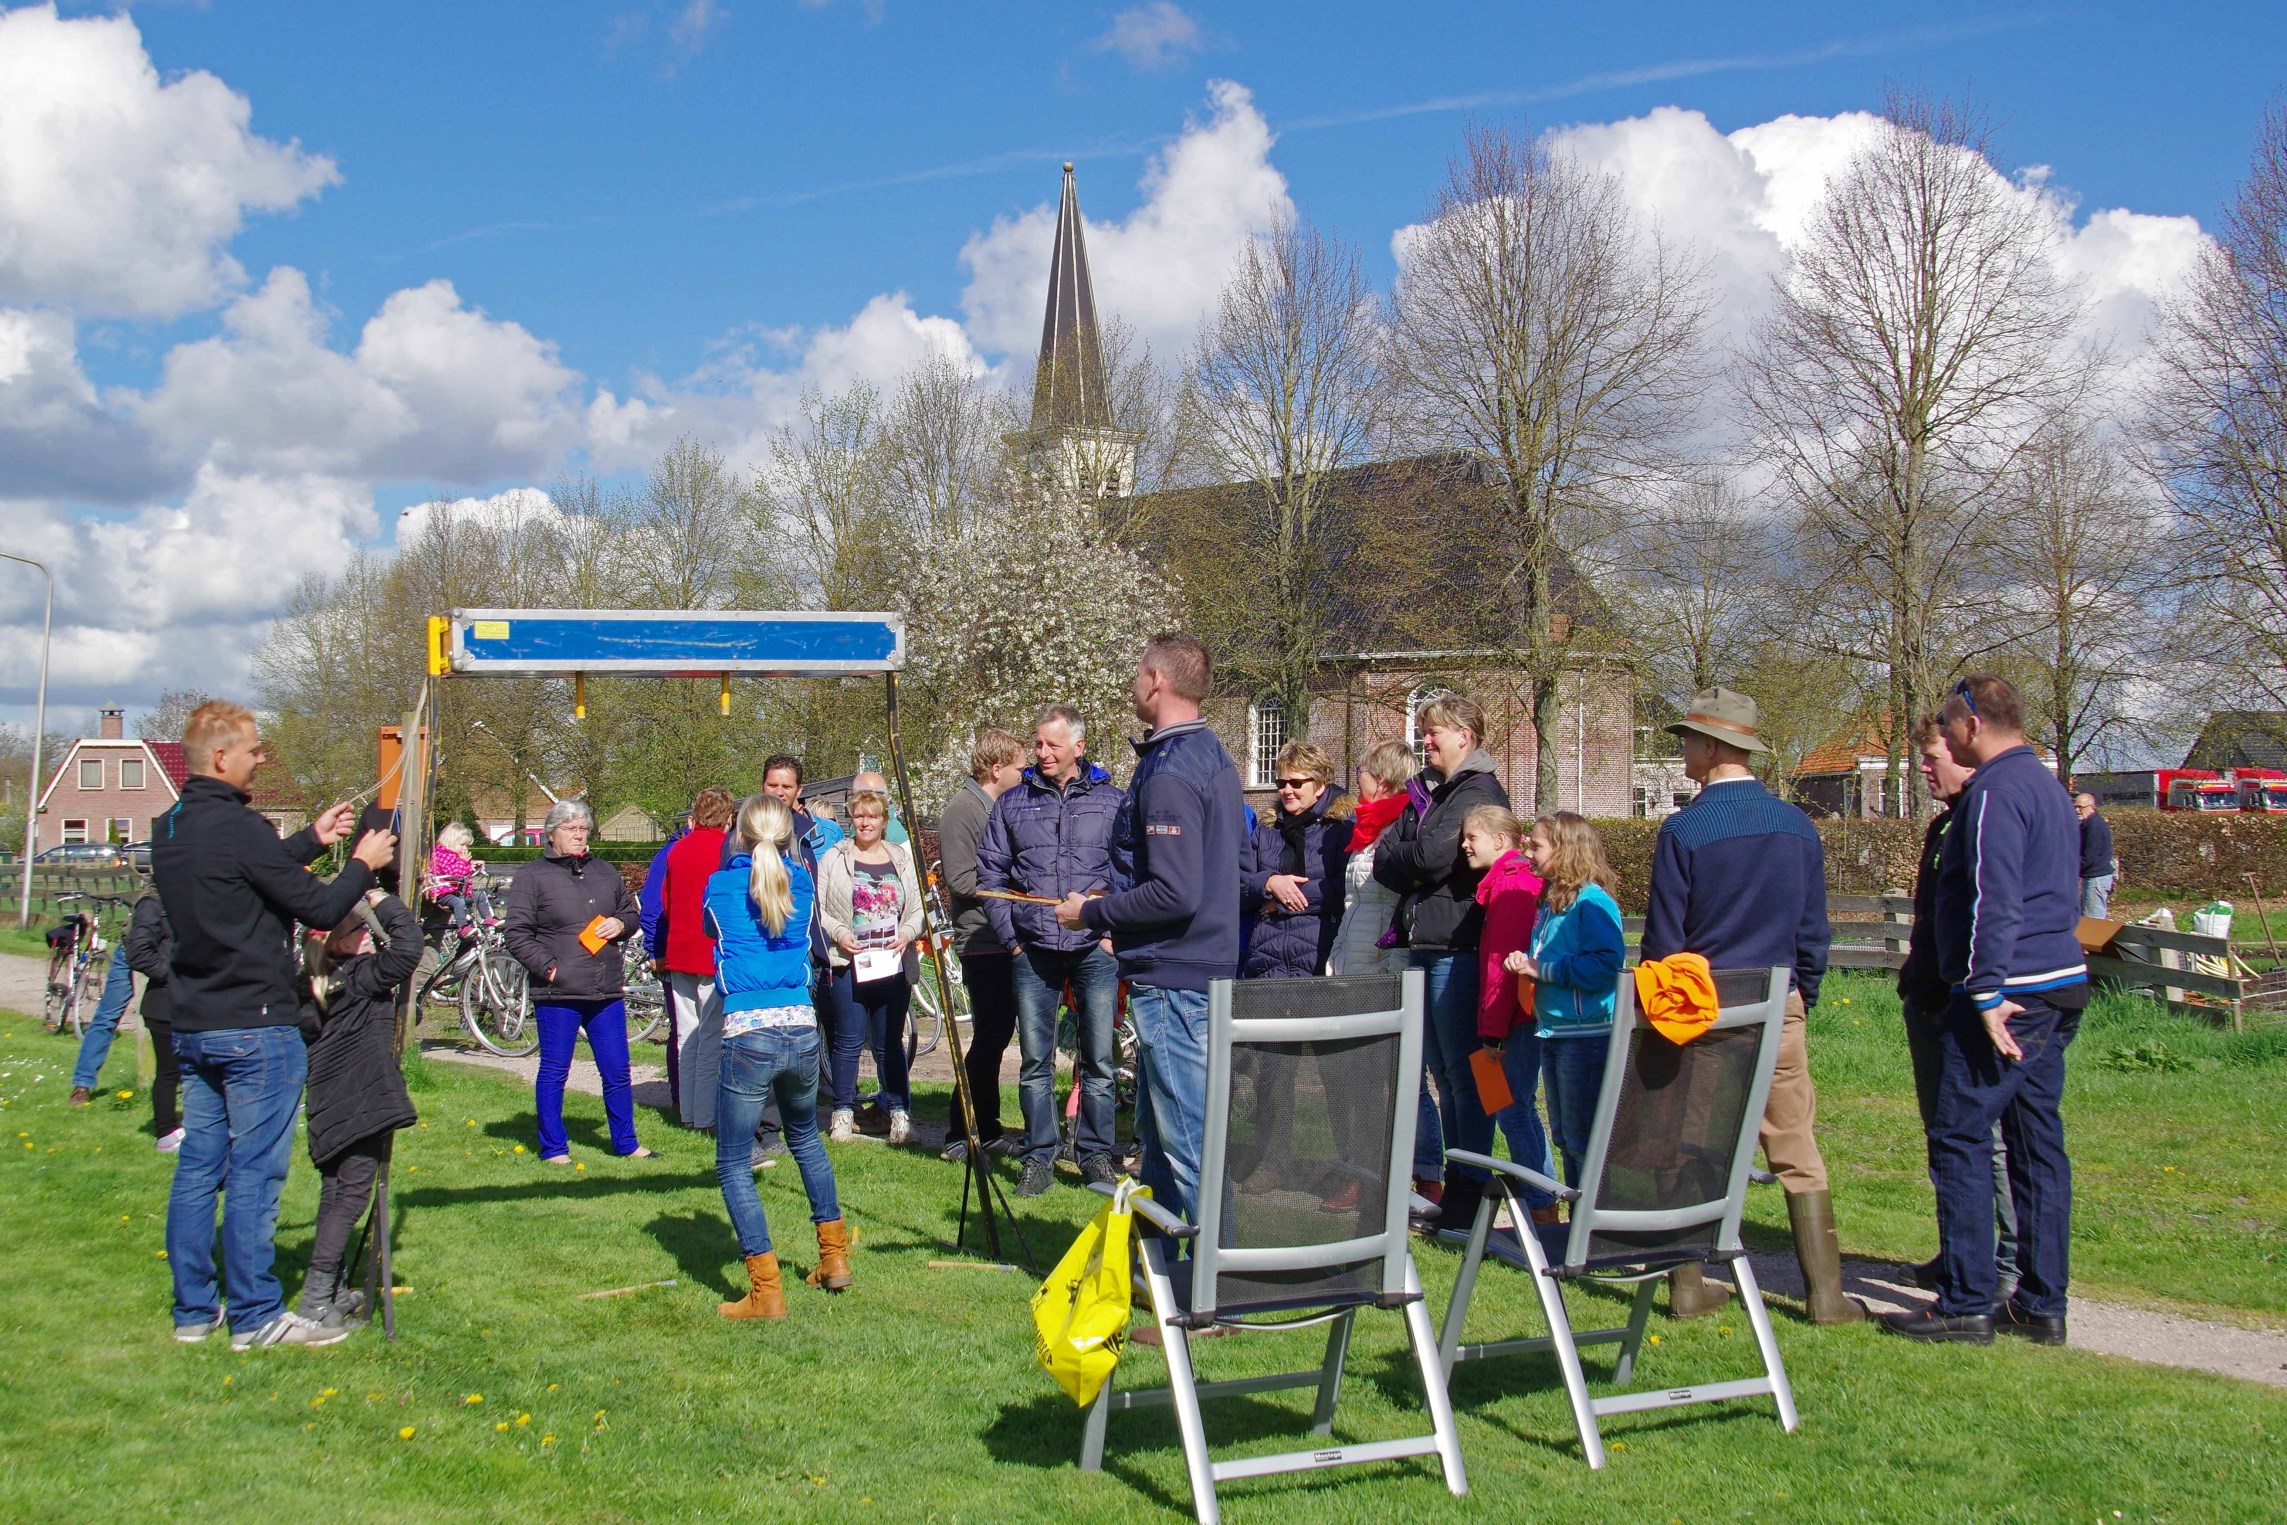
[322,1388,337,1397]
[574,1162,585,1172]
[513,1145,526,1154]
[120,1214,130,1222]
[223,1376,233,1386]
[465,1393,484,1405]
[116,1088,132,1099]
[516,1413,530,1426]
[156,1250,168,1259]
[542,1434,557,1446]
[546,1383,559,1392]
[495,1420,510,1432]
[398,1426,416,1440]
[465,1119,476,1127]
[1647,1334,1661,1345]
[311,1396,325,1407]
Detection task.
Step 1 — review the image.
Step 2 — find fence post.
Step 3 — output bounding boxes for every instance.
[2149,908,2186,1008]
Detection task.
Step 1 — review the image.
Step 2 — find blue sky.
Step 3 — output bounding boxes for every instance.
[3,0,2283,727]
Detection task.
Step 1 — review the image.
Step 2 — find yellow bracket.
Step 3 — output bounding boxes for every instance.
[719,674,732,717]
[574,673,587,720]
[426,616,451,677]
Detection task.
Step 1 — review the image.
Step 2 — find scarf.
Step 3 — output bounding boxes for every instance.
[1349,792,1406,850]
[1275,795,1329,875]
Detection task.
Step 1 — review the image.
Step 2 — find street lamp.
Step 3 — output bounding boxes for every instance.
[1,551,53,928]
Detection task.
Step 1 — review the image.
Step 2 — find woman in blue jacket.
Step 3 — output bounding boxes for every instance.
[1508,812,1627,1189]
[705,793,852,1321]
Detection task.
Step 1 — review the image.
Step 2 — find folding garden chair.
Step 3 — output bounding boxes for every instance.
[1436,965,1798,1469]
[1079,970,1467,1525]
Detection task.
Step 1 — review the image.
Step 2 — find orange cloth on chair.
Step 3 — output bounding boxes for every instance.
[1634,952,1719,1044]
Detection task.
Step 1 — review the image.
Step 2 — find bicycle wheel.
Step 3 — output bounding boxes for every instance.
[461,950,537,1058]
[69,959,101,1037]
[623,951,667,1043]
[43,980,68,1032]
[909,961,969,1059]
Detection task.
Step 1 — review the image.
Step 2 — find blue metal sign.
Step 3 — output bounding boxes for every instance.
[442,609,904,675]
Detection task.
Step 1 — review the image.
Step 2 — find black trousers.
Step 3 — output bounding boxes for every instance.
[305,1133,392,1307]
[1902,998,2017,1277]
[947,951,1017,1144]
[146,1016,181,1137]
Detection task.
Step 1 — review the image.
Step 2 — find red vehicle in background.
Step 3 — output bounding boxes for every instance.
[2164,769,2242,812]
[2236,768,2287,812]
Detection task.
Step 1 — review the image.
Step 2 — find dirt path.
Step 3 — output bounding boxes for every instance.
[6,950,2280,1387]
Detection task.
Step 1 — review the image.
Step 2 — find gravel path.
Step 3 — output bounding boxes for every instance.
[6,950,2280,1387]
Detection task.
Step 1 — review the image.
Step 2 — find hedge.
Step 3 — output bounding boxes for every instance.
[472,843,665,865]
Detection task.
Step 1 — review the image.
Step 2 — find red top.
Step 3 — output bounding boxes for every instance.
[1474,849,1544,1042]
[660,826,728,976]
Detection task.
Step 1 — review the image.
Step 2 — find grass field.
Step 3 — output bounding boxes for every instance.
[1,974,2282,1523]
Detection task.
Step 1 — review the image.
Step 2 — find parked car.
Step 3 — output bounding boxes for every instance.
[122,840,154,872]
[33,843,128,868]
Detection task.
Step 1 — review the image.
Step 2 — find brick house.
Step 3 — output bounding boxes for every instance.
[34,705,309,852]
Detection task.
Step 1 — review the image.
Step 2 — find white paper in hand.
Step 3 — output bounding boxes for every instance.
[852,947,900,983]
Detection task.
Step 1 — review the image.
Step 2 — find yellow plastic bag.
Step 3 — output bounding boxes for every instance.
[1031,1179,1148,1406]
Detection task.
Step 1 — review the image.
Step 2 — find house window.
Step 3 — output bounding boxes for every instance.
[1405,683,1452,766]
[120,757,145,790]
[78,757,103,790]
[110,819,133,844]
[62,819,89,844]
[1248,695,1287,789]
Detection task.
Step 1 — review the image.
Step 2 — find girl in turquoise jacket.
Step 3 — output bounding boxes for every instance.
[1509,812,1626,1188]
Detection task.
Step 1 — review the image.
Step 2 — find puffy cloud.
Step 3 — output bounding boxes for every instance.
[959,80,1292,365]
[1092,3,1205,71]
[0,308,182,502]
[0,4,337,318]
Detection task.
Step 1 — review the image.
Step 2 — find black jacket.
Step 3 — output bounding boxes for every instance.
[123,894,175,1025]
[152,775,374,1032]
[306,894,422,1167]
[1898,806,1952,1010]
[1371,752,1510,953]
[503,851,640,1001]
[1240,794,1352,979]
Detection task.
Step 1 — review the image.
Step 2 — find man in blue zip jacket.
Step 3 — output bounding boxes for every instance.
[1882,674,2088,1347]
[1059,633,1244,1227]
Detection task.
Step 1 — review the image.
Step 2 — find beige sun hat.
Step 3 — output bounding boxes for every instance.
[1667,686,1770,755]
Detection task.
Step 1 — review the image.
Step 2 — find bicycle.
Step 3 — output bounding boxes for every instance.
[625,946,668,1044]
[43,893,132,1037]
[413,870,539,1059]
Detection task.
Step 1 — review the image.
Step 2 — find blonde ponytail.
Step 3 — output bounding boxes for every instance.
[737,793,797,935]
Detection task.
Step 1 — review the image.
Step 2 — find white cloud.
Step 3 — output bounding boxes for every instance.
[960,80,1291,365]
[1093,3,1204,71]
[395,487,563,543]
[0,307,181,501]
[0,4,337,318]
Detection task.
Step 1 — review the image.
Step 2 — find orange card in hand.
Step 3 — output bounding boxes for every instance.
[578,916,609,955]
[1469,1046,1515,1114]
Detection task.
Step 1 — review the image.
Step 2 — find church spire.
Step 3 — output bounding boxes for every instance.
[1031,162,1114,432]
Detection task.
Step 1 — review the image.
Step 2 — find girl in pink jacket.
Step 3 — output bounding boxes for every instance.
[1461,804,1558,1225]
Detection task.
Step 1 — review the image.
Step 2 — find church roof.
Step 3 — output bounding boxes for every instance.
[1030,164,1115,432]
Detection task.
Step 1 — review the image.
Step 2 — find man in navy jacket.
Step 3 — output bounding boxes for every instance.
[1882,675,2087,1347]
[1061,633,1244,1226]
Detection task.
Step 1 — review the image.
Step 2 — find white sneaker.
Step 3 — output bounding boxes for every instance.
[232,1311,350,1350]
[828,1108,856,1143]
[156,1128,185,1154]
[174,1313,226,1343]
[887,1110,912,1145]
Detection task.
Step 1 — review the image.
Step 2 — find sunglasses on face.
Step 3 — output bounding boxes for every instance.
[1274,777,1317,790]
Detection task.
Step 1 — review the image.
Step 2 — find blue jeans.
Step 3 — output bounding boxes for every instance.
[1129,984,1211,1225]
[1929,993,2080,1317]
[70,943,136,1089]
[1413,951,1494,1186]
[1540,1033,1610,1188]
[1011,944,1120,1166]
[824,966,910,1113]
[1492,1029,1555,1209]
[2080,875,2114,918]
[715,1026,840,1256]
[534,999,639,1158]
[166,1026,308,1333]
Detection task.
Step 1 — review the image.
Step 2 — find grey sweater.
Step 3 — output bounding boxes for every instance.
[937,778,1005,956]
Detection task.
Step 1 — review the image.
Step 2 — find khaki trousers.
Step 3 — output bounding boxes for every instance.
[1761,991,1828,1195]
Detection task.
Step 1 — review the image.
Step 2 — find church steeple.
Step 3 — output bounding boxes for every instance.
[1032,163,1115,431]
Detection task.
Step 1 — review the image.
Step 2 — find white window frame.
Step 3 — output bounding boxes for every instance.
[1405,682,1452,767]
[78,756,103,791]
[120,756,146,790]
[62,819,89,844]
[110,818,133,844]
[1248,694,1287,790]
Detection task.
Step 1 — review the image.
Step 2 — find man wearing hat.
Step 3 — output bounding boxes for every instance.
[1641,687,1860,1325]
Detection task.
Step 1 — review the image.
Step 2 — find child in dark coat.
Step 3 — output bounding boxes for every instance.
[298,890,422,1334]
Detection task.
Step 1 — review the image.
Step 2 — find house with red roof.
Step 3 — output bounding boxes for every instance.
[34,705,308,853]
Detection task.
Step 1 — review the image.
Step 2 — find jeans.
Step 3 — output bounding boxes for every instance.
[1929,993,2079,1317]
[2080,874,2114,918]
[1129,984,1211,1225]
[534,999,640,1158]
[302,1133,390,1314]
[1539,1032,1610,1189]
[948,951,1017,1145]
[1492,1029,1556,1209]
[825,965,910,1114]
[715,1026,840,1257]
[667,971,725,1129]
[70,943,136,1089]
[1413,951,1494,1186]
[167,1025,308,1334]
[1012,944,1120,1166]
[1903,999,2019,1279]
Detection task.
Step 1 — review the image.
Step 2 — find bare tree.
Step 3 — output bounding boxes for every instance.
[2150,101,2287,711]
[1386,125,1711,808]
[878,347,1017,543]
[1609,476,1777,699]
[137,689,217,744]
[1175,217,1386,719]
[1744,91,2089,814]
[754,384,898,613]
[626,436,750,610]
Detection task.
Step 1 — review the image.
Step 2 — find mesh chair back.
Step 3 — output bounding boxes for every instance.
[1187,972,1423,1323]
[1559,966,1788,1274]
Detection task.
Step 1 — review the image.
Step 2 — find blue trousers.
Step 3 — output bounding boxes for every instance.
[1492,1028,1556,1209]
[1539,1032,1610,1189]
[1904,998,2019,1280]
[824,966,910,1114]
[70,943,137,1089]
[1928,993,2079,1317]
[1011,944,1120,1167]
[1130,983,1211,1226]
[715,1026,840,1257]
[1413,951,1494,1186]
[166,1026,307,1333]
[534,999,639,1158]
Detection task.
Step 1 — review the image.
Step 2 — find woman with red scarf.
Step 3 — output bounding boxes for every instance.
[1327,740,1444,1208]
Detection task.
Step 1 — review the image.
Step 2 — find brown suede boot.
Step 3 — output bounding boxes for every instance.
[806,1220,854,1291]
[720,1252,785,1320]
[1667,1262,1732,1319]
[1788,1189,1865,1325]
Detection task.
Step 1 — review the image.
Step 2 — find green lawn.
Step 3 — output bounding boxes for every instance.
[1,978,2282,1523]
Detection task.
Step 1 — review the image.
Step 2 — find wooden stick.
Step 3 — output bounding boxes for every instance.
[926,1259,1023,1273]
[577,1279,677,1300]
[973,888,1101,905]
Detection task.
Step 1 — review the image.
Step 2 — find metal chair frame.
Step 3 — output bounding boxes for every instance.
[1435,965,1800,1469]
[1079,970,1467,1525]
